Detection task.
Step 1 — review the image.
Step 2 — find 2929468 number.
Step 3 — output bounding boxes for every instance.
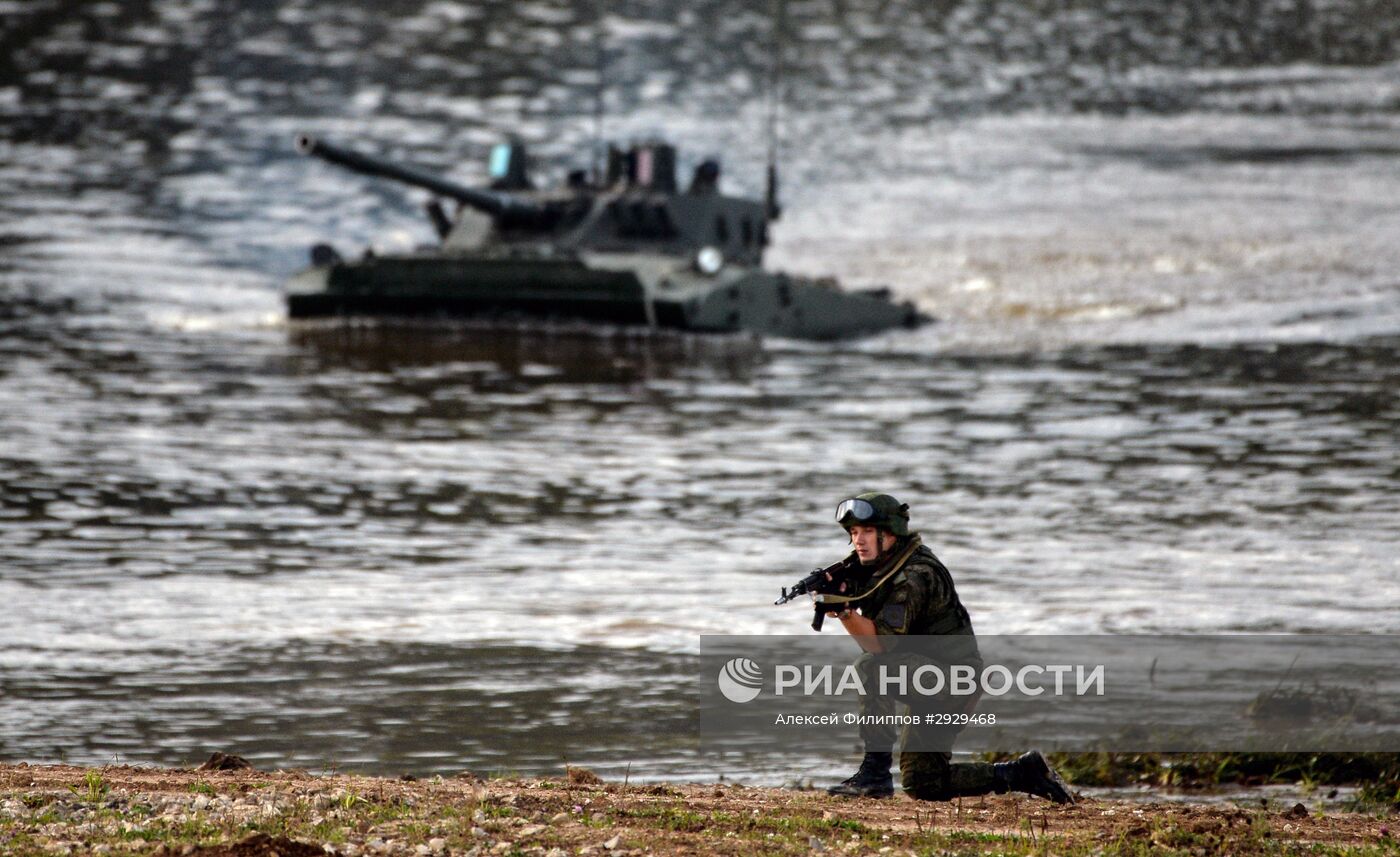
[928,712,997,726]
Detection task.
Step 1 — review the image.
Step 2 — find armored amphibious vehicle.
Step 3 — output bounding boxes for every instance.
[286,136,927,340]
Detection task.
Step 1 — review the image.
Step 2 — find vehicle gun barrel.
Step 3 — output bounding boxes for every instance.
[295,134,534,218]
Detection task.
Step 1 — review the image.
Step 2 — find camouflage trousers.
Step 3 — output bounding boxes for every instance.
[853,650,1000,801]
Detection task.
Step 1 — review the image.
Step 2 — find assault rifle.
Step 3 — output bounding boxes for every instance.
[775,556,870,631]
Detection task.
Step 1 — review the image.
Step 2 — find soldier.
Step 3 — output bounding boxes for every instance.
[820,493,1075,804]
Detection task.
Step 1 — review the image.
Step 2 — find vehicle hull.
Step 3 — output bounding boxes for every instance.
[286,255,927,341]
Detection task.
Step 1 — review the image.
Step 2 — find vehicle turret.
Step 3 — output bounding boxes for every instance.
[295,134,776,266]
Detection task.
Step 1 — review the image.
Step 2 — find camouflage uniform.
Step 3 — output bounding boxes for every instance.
[851,536,1002,801]
[827,494,1073,804]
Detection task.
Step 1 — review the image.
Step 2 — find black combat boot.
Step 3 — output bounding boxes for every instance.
[993,750,1075,804]
[827,751,894,798]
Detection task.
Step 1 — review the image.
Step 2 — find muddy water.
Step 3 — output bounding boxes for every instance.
[1,0,1398,780]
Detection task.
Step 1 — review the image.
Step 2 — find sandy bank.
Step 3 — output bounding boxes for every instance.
[0,763,1393,856]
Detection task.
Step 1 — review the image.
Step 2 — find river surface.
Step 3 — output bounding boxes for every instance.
[2,0,1398,782]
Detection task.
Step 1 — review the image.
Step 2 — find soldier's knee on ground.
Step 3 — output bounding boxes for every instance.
[898,750,951,800]
[904,784,955,801]
[901,755,1001,802]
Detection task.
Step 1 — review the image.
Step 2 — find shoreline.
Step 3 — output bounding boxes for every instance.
[1,763,1394,856]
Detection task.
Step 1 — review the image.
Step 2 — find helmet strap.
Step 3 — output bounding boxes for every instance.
[878,529,898,559]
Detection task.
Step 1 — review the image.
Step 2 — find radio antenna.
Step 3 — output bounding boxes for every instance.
[592,3,608,184]
[765,0,786,220]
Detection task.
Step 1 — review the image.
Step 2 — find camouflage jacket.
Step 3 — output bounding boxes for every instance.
[854,536,976,640]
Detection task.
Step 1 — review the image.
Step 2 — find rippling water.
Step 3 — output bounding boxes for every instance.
[2,0,1398,780]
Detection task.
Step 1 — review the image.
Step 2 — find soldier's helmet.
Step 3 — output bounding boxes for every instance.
[835,493,910,536]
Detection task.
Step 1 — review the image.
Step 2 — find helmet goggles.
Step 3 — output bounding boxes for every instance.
[835,493,911,536]
[835,498,877,525]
